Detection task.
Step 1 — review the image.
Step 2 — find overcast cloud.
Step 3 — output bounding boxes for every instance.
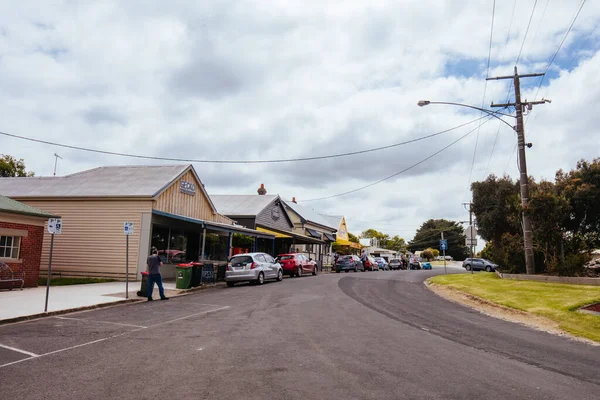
[1,1,600,244]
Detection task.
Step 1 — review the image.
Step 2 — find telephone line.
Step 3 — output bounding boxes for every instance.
[0,116,487,165]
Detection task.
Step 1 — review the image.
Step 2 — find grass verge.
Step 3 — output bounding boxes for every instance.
[429,273,600,343]
[38,277,117,286]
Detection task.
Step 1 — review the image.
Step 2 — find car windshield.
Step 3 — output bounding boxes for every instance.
[341,255,352,260]
[230,256,253,266]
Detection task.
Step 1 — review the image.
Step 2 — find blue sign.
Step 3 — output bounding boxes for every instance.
[440,240,448,251]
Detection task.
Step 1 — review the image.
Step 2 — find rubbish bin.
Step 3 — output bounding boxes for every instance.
[137,271,149,297]
[189,262,204,287]
[176,264,193,289]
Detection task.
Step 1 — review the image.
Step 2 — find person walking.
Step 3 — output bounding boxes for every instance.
[147,248,168,301]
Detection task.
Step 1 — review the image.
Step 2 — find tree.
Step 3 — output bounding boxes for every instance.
[387,235,407,252]
[421,249,434,261]
[0,155,34,177]
[348,232,360,243]
[360,228,390,248]
[408,219,469,261]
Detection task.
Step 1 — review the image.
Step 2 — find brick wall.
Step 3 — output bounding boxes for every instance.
[0,221,45,288]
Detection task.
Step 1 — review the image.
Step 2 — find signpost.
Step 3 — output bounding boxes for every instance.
[45,218,62,312]
[124,222,134,298]
[440,235,448,275]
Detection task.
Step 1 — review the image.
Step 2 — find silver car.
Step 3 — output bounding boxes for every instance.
[225,252,283,287]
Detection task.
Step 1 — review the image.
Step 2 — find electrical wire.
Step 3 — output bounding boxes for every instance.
[503,143,518,175]
[533,0,588,100]
[300,116,494,202]
[0,116,488,165]
[516,0,539,66]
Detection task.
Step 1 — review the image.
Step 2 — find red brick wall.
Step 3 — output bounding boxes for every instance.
[0,221,45,288]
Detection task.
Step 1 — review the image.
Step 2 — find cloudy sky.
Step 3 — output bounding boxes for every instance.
[1,1,599,243]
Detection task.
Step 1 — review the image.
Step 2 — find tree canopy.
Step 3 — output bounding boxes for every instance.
[360,228,406,252]
[0,154,34,177]
[408,219,469,261]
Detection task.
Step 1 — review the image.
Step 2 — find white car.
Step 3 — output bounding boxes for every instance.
[225,252,283,287]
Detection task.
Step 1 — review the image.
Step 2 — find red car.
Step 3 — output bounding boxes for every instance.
[277,253,317,277]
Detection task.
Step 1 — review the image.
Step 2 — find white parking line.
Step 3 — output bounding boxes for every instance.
[0,305,230,369]
[54,316,147,329]
[0,344,39,358]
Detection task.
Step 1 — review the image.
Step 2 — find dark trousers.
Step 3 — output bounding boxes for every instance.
[148,273,166,299]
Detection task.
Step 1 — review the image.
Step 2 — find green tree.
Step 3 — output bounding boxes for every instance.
[421,249,434,261]
[360,228,390,248]
[0,154,34,177]
[408,219,469,261]
[348,232,360,243]
[387,235,407,252]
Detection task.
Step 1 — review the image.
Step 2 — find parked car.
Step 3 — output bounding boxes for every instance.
[421,262,432,270]
[374,257,389,270]
[365,256,379,271]
[462,258,498,272]
[409,257,422,270]
[225,252,283,286]
[435,256,444,261]
[276,253,317,277]
[389,258,403,270]
[445,256,453,261]
[335,255,365,273]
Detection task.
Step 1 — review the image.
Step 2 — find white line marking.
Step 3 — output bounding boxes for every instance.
[0,344,39,358]
[54,316,147,329]
[0,305,230,369]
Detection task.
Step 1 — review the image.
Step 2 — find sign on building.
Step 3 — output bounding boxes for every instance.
[48,218,62,235]
[180,180,196,196]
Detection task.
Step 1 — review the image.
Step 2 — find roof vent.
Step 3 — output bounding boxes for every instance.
[257,183,267,195]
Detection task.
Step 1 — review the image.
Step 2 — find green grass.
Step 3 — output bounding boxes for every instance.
[430,273,600,342]
[38,277,117,286]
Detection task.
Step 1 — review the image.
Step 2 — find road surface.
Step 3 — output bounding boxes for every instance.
[0,266,598,399]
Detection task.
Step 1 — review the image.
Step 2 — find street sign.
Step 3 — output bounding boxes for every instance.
[440,239,448,251]
[48,218,62,235]
[124,222,134,235]
[466,226,477,239]
[466,238,478,246]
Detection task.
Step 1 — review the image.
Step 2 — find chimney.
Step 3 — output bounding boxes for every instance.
[292,197,297,203]
[257,183,267,195]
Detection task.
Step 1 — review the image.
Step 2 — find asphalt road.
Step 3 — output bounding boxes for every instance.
[0,266,598,399]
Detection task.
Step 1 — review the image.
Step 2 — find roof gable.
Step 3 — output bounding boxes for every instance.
[283,201,337,231]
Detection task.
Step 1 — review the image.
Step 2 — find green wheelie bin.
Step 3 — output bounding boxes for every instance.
[176,264,193,289]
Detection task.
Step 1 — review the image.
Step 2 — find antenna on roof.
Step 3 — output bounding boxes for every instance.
[53,153,63,176]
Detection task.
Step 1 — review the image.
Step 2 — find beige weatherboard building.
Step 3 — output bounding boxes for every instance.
[0,164,274,280]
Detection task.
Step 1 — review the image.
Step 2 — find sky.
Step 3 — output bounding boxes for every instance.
[1,0,600,246]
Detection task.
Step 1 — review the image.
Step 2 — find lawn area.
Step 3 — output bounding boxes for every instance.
[38,277,117,286]
[429,273,600,342]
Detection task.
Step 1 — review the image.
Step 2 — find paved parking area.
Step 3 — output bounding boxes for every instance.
[0,298,229,369]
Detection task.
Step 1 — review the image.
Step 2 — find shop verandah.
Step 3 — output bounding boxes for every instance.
[150,211,275,278]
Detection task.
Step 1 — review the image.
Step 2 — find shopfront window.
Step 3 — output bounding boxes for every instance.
[151,225,196,264]
[0,236,21,259]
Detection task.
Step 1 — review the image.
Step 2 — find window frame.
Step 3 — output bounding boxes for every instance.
[0,235,21,260]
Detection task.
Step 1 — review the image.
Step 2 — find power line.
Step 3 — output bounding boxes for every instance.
[533,0,588,100]
[300,116,494,202]
[0,116,488,165]
[516,0,539,65]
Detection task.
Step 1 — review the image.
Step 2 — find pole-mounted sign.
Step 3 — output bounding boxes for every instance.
[45,218,62,312]
[124,222,133,298]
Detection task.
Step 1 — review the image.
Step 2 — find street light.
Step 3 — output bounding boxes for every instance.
[417,100,516,131]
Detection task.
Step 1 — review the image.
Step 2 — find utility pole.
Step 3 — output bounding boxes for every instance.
[53,153,62,176]
[487,66,550,275]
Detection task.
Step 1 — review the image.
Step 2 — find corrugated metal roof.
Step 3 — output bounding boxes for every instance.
[0,194,56,218]
[284,201,336,230]
[319,214,343,229]
[211,195,279,216]
[0,164,192,198]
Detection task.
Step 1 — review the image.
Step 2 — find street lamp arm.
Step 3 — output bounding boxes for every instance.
[417,100,516,131]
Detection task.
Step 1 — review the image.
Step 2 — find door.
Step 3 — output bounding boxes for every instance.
[473,259,484,270]
[255,254,270,278]
[299,254,308,274]
[264,254,278,278]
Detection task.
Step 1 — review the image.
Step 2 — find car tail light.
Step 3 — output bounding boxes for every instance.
[226,264,232,271]
[250,262,258,269]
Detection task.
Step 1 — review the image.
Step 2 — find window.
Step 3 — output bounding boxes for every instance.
[264,254,275,264]
[0,236,21,259]
[255,254,267,263]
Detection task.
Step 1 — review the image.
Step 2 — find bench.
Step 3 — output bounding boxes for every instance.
[0,261,24,290]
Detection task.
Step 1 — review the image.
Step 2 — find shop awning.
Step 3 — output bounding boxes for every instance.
[256,227,292,239]
[324,233,336,242]
[306,228,322,239]
[335,238,362,249]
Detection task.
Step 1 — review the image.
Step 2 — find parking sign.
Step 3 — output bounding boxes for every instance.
[48,218,62,234]
[124,222,134,235]
[440,239,448,251]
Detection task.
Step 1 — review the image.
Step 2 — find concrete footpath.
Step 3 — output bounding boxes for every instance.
[0,280,186,323]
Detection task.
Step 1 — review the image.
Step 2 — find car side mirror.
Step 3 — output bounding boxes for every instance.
[309,258,312,261]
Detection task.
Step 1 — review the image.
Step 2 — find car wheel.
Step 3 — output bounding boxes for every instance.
[312,266,317,276]
[277,270,283,281]
[345,270,349,273]
[465,264,472,271]
[297,266,302,277]
[257,272,265,285]
[485,266,492,272]
[336,270,341,273]
[226,282,235,287]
